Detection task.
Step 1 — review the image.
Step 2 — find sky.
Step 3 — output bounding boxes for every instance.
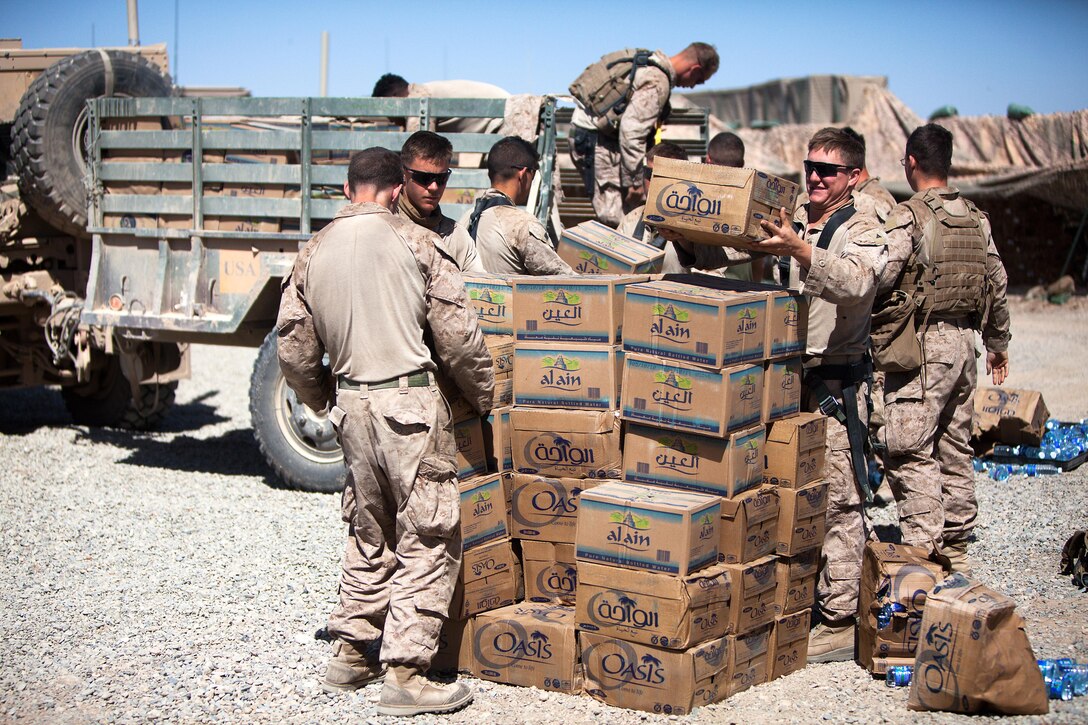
[4,0,1088,119]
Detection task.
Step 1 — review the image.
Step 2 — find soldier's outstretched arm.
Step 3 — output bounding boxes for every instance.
[423,243,495,415]
[276,243,333,413]
[981,215,1011,384]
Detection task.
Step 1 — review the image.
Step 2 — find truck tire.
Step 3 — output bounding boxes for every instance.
[249,331,345,493]
[10,50,173,238]
[62,355,177,430]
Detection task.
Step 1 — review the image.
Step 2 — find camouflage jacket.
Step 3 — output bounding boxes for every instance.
[276,202,494,414]
[458,189,573,276]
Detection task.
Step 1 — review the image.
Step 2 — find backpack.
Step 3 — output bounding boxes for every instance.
[569,48,667,135]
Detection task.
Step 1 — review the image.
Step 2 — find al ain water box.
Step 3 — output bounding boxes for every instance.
[575,560,731,649]
[522,541,578,604]
[459,473,509,551]
[622,280,766,367]
[512,274,647,344]
[762,412,827,488]
[643,157,800,247]
[769,608,810,681]
[454,415,487,480]
[658,275,807,359]
[718,486,780,565]
[774,548,819,616]
[622,423,765,498]
[513,343,622,410]
[557,220,664,274]
[763,356,802,423]
[509,474,604,544]
[483,406,513,473]
[510,407,622,479]
[472,603,583,694]
[724,624,770,697]
[621,352,763,438]
[581,633,729,715]
[776,479,829,556]
[576,481,720,577]
[722,555,777,634]
[464,273,514,335]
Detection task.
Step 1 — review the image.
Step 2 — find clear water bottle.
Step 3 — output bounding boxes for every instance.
[876,602,906,629]
[885,665,913,687]
[1049,673,1075,701]
[1066,663,1088,697]
[993,444,1020,457]
[1023,463,1063,476]
[972,458,987,473]
[989,464,1012,481]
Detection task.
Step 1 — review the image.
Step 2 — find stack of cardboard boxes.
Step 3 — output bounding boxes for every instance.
[431,200,847,712]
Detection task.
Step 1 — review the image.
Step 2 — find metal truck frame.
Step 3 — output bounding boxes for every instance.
[82,94,559,492]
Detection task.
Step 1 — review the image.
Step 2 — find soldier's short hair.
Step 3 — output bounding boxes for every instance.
[401,131,453,167]
[683,42,719,78]
[372,73,409,97]
[906,123,953,178]
[646,142,686,163]
[347,147,403,192]
[707,132,744,167]
[808,127,865,170]
[487,136,539,182]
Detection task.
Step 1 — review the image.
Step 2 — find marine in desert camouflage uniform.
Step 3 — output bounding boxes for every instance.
[877,124,1011,573]
[570,43,719,226]
[397,131,485,273]
[460,136,573,275]
[276,147,492,716]
[751,128,910,664]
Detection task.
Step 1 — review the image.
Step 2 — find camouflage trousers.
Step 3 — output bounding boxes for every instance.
[325,382,462,668]
[805,377,872,623]
[592,132,627,227]
[883,320,978,550]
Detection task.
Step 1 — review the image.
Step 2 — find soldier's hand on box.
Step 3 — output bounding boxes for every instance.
[987,350,1009,385]
[625,186,646,205]
[657,228,687,243]
[753,207,810,268]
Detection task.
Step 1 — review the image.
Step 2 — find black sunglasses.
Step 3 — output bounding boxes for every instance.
[642,167,655,180]
[511,164,538,173]
[403,166,452,187]
[803,160,855,178]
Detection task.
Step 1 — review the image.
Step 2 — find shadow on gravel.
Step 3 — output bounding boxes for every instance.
[78,426,276,482]
[0,386,72,434]
[156,391,231,433]
[872,523,904,544]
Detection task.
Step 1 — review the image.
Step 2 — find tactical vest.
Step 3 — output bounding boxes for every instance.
[569,48,667,135]
[899,189,989,320]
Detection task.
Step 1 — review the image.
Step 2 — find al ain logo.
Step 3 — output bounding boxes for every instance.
[539,354,582,392]
[468,287,507,322]
[607,511,651,551]
[738,372,757,401]
[698,512,716,539]
[652,370,693,410]
[654,435,698,474]
[783,299,799,327]
[471,489,493,516]
[742,438,760,466]
[650,302,691,343]
[576,251,610,273]
[736,307,758,335]
[542,289,583,326]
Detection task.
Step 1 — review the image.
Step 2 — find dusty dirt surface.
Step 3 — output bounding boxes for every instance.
[1,294,1086,724]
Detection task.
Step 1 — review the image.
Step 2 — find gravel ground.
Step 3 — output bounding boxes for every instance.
[2,296,1087,724]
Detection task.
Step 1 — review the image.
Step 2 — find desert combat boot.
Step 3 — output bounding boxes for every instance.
[941,539,976,577]
[807,618,856,664]
[376,664,473,716]
[321,640,385,693]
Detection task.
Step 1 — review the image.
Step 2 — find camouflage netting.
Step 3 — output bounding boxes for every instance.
[677,79,1088,285]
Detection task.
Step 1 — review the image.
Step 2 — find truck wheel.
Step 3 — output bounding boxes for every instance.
[10,50,173,238]
[249,331,345,493]
[62,355,177,430]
